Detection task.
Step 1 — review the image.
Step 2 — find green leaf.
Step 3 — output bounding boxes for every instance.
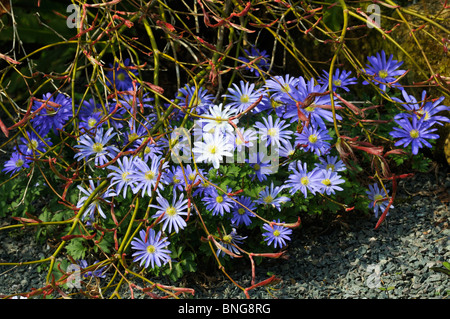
[411,154,431,172]
[38,209,52,223]
[162,248,197,281]
[95,235,112,254]
[65,238,87,260]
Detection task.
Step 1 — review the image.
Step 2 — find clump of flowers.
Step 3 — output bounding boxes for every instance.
[1,45,447,299]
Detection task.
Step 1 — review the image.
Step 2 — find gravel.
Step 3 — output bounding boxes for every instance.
[1,166,449,299]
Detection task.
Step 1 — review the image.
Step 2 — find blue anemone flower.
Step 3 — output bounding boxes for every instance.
[31,93,73,135]
[162,165,185,192]
[106,58,138,92]
[280,76,341,128]
[123,118,151,149]
[278,140,296,158]
[286,161,323,198]
[389,116,439,155]
[253,114,293,148]
[18,129,52,157]
[255,182,290,211]
[246,151,273,182]
[230,196,256,227]
[314,155,347,172]
[107,155,138,198]
[131,229,171,269]
[295,124,332,156]
[239,46,270,77]
[79,112,103,133]
[262,219,292,249]
[227,127,258,153]
[216,228,247,258]
[78,98,104,133]
[223,80,265,114]
[202,187,234,216]
[178,85,214,115]
[77,260,107,279]
[318,68,357,92]
[366,183,393,218]
[2,151,31,176]
[179,164,203,189]
[316,169,345,196]
[362,50,406,91]
[149,190,189,234]
[129,155,169,197]
[73,127,120,167]
[76,178,116,221]
[393,90,450,127]
[264,74,299,101]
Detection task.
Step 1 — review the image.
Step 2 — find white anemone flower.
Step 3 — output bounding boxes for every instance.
[193,130,233,169]
[200,103,238,134]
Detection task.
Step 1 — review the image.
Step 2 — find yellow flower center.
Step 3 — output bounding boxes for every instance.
[379,70,388,79]
[253,163,260,171]
[144,146,151,154]
[92,142,103,153]
[173,176,181,183]
[223,234,232,244]
[88,118,97,128]
[300,177,309,186]
[322,178,331,186]
[238,208,245,215]
[267,128,277,137]
[214,116,223,127]
[166,206,177,216]
[305,106,315,112]
[240,94,250,104]
[28,139,39,150]
[263,195,273,203]
[273,230,281,237]
[117,72,126,82]
[272,100,282,109]
[409,129,419,139]
[416,110,430,121]
[122,172,130,182]
[128,132,139,142]
[188,173,196,181]
[16,159,24,167]
[374,194,384,203]
[216,196,224,203]
[145,170,155,180]
[308,134,318,144]
[333,79,342,87]
[326,164,335,171]
[208,144,217,155]
[146,245,156,254]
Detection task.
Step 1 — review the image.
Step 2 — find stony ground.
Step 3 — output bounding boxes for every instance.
[0,165,449,299]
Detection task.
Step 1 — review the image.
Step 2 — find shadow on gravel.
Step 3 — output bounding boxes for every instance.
[188,166,449,299]
[250,166,450,299]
